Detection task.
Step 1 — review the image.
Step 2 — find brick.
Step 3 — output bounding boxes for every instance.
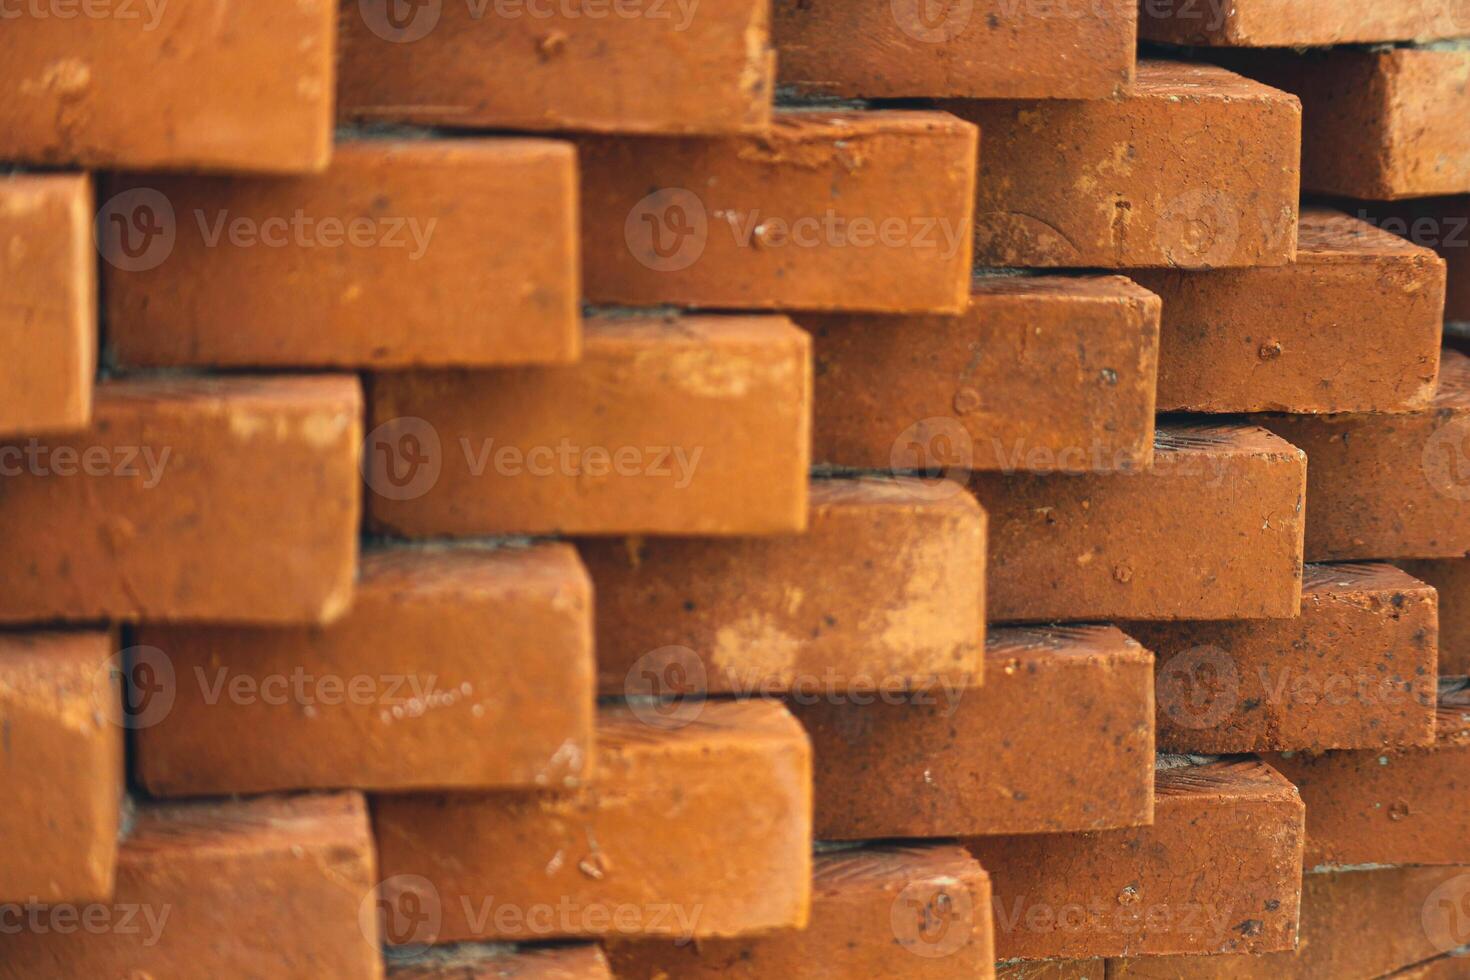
[578,111,977,313]
[1351,196,1470,323]
[1132,209,1445,414]
[793,626,1153,840]
[366,314,810,537]
[1260,350,1470,562]
[0,632,122,904]
[104,139,580,369]
[1132,562,1439,755]
[801,275,1160,474]
[969,759,1304,960]
[972,423,1306,622]
[372,700,811,943]
[946,61,1300,269]
[996,963,1105,980]
[582,476,985,697]
[0,173,94,437]
[135,544,594,796]
[1400,559,1470,674]
[607,844,994,976]
[0,375,361,625]
[772,0,1135,99]
[1139,0,1470,46]
[387,944,611,979]
[0,793,380,979]
[0,0,333,173]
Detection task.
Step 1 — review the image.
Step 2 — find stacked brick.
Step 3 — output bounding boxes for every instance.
[1,1,1468,977]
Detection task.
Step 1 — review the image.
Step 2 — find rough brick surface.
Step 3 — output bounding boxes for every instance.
[1400,558,1470,675]
[996,963,1104,980]
[1139,0,1470,46]
[387,944,611,978]
[1350,195,1470,323]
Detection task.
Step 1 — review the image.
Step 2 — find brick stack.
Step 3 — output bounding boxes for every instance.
[1,1,1468,978]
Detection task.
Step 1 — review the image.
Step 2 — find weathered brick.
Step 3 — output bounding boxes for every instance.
[1351,195,1470,323]
[1139,0,1470,46]
[387,944,611,978]
[1400,558,1470,674]
[996,962,1105,980]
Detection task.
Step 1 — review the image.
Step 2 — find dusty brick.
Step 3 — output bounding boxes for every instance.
[972,423,1306,622]
[1133,562,1439,754]
[801,275,1160,474]
[372,700,811,944]
[969,759,1305,960]
[946,61,1300,269]
[579,111,977,313]
[773,0,1135,99]
[0,173,94,437]
[135,544,593,796]
[0,375,361,625]
[0,793,380,978]
[0,0,334,173]
[793,626,1153,840]
[104,139,579,369]
[387,944,611,978]
[1139,0,1470,45]
[1351,196,1470,323]
[366,314,810,537]
[0,632,122,904]
[608,844,994,976]
[1400,559,1470,674]
[1132,209,1445,414]
[996,962,1105,980]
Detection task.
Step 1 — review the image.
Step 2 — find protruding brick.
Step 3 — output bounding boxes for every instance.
[1133,562,1439,754]
[105,140,580,368]
[0,173,94,437]
[1260,350,1470,562]
[372,701,812,943]
[387,944,611,979]
[1139,0,1470,46]
[1132,209,1445,414]
[972,423,1306,622]
[801,275,1160,474]
[1400,559,1470,674]
[773,0,1135,99]
[366,314,810,537]
[969,759,1305,960]
[1351,196,1470,323]
[607,845,995,977]
[0,793,381,978]
[947,62,1300,269]
[0,0,334,173]
[579,111,977,313]
[0,632,121,904]
[0,375,361,624]
[996,962,1105,980]
[794,627,1153,840]
[136,544,593,796]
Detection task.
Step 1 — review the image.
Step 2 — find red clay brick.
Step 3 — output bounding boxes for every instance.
[793,626,1153,839]
[104,139,579,368]
[1132,209,1444,414]
[1351,196,1470,322]
[1133,562,1439,754]
[0,631,122,904]
[0,375,361,624]
[996,962,1104,980]
[135,544,593,796]
[366,314,810,537]
[579,111,977,313]
[947,61,1300,269]
[0,793,380,978]
[801,275,1160,474]
[372,700,811,944]
[972,423,1306,622]
[773,0,1135,99]
[1139,0,1470,45]
[1400,558,1470,674]
[969,759,1305,960]
[0,173,94,437]
[0,0,334,173]
[388,944,611,978]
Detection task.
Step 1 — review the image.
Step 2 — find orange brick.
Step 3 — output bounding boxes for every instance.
[0,631,122,904]
[972,423,1306,622]
[372,701,811,944]
[135,544,593,796]
[1350,196,1470,322]
[366,314,810,537]
[582,476,984,697]
[1139,0,1470,45]
[1401,558,1470,674]
[947,61,1300,269]
[1133,209,1444,413]
[801,275,1160,474]
[579,111,977,313]
[104,140,579,368]
[607,845,995,977]
[387,944,611,978]
[996,962,1105,980]
[338,0,772,135]
[0,375,361,624]
[794,626,1153,839]
[0,0,333,173]
[970,760,1305,960]
[0,793,380,978]
[773,0,1135,99]
[0,173,94,436]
